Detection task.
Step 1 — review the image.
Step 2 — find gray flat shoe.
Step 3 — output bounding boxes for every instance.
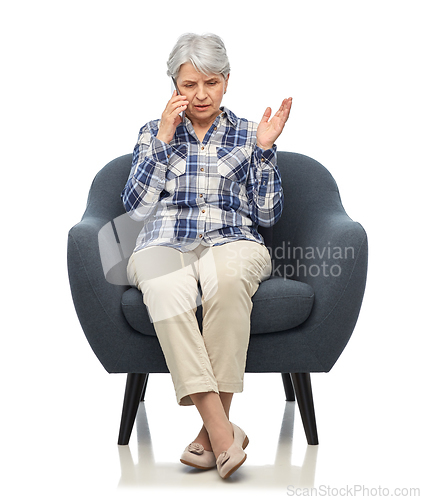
[216,423,249,479]
[180,442,216,470]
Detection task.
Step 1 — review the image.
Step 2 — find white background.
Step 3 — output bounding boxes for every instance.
[1,0,420,498]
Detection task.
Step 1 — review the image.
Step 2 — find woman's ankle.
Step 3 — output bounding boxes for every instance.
[193,425,212,452]
[207,421,234,458]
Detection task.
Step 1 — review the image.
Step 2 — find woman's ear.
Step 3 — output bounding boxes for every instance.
[224,73,230,94]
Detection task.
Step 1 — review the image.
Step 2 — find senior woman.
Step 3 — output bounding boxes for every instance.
[121,33,292,479]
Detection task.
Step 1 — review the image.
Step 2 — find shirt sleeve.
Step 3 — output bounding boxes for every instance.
[247,144,284,227]
[121,125,172,221]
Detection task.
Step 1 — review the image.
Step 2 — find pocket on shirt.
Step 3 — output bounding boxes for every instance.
[217,145,252,184]
[167,144,187,180]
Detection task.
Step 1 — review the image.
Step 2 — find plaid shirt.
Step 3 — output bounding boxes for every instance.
[121,107,283,253]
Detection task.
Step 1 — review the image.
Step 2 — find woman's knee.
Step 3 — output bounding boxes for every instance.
[143,278,200,318]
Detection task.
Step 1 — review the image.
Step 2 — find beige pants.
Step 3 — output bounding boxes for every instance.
[127,240,272,406]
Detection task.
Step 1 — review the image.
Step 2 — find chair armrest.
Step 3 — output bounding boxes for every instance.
[273,203,368,371]
[279,202,367,318]
[67,216,135,371]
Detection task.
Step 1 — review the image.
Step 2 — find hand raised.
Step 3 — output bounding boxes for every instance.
[256,97,292,150]
[156,91,189,144]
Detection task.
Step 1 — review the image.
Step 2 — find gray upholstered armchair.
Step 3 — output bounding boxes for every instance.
[67,151,368,446]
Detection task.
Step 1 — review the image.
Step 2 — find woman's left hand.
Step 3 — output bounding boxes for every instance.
[256,97,292,151]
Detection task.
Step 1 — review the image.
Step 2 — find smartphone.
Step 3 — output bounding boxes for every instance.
[171,77,185,120]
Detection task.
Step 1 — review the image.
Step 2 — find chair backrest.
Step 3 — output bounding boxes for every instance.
[84,151,341,221]
[272,151,342,245]
[83,153,132,222]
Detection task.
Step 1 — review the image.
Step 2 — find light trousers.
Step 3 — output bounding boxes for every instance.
[127,240,272,406]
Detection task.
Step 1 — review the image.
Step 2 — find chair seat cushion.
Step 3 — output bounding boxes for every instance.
[121,277,314,336]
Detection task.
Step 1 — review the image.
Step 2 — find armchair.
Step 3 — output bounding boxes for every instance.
[67,151,368,446]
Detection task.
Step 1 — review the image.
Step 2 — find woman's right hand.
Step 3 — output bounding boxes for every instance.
[156,90,189,144]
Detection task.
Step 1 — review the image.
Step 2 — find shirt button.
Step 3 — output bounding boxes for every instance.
[199,194,203,198]
[201,146,205,151]
[200,168,204,172]
[214,126,217,131]
[202,209,205,213]
[199,234,203,238]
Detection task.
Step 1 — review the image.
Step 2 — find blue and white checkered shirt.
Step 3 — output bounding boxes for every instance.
[121,107,283,253]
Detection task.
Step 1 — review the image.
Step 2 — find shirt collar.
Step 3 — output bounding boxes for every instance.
[219,106,238,127]
[178,106,238,140]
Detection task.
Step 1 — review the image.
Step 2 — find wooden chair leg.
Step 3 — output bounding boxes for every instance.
[282,373,295,401]
[118,373,149,445]
[291,373,319,445]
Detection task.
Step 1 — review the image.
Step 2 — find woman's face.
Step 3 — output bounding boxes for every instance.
[176,62,229,127]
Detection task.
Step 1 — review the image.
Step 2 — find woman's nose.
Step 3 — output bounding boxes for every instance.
[196,86,207,100]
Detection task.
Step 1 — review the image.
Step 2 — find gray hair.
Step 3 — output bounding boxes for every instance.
[166,33,230,80]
